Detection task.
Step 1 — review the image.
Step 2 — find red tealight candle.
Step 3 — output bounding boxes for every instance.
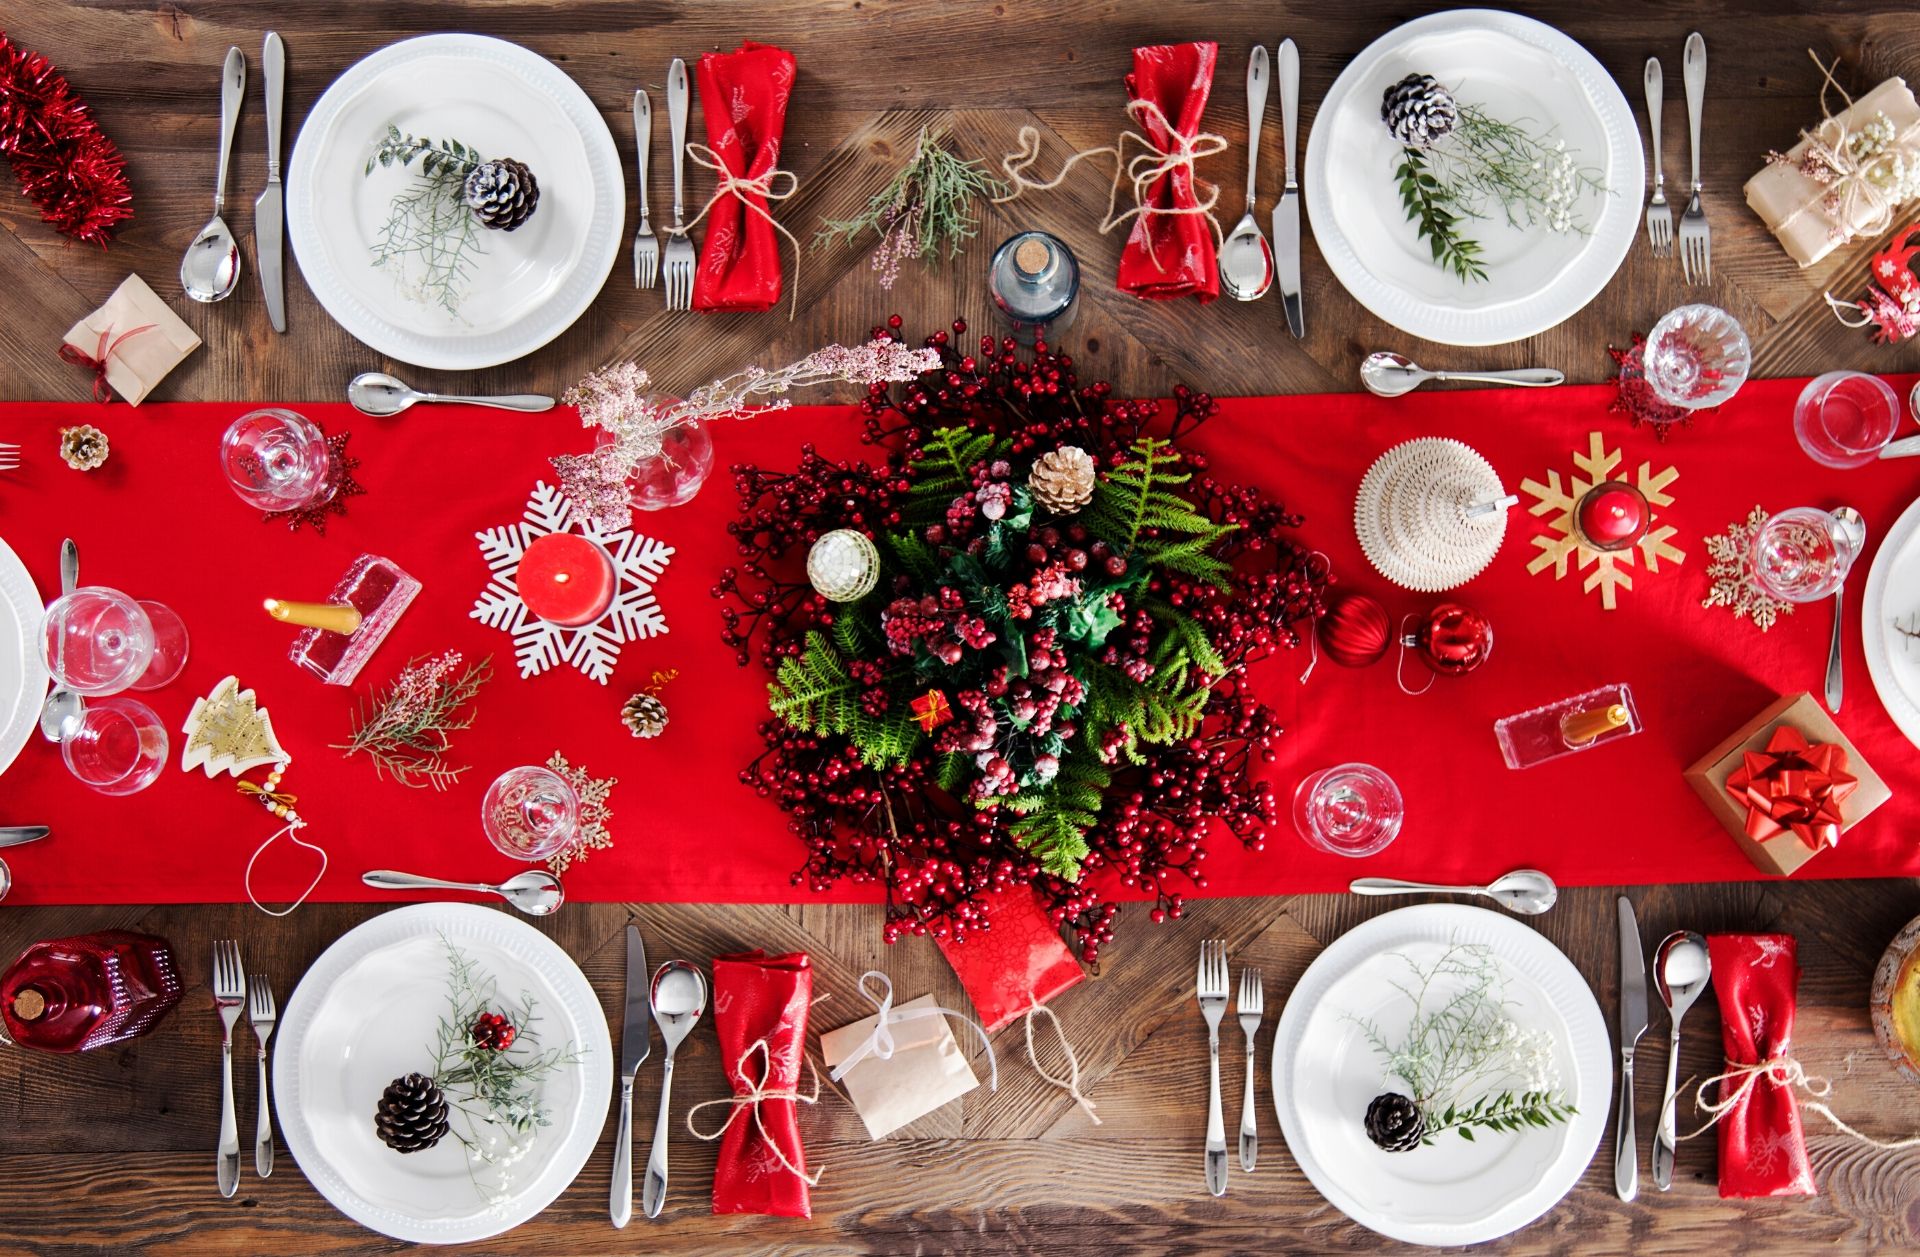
[516,533,615,626]
[1575,481,1649,551]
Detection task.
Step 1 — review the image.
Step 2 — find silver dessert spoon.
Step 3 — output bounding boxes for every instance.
[1651,930,1712,1192]
[1824,506,1866,713]
[1348,868,1559,915]
[348,371,556,417]
[1361,351,1565,397]
[1218,45,1274,302]
[360,868,565,917]
[642,960,708,1219]
[181,46,247,303]
[39,539,83,743]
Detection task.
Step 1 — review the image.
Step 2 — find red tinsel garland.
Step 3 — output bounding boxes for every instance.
[0,31,132,247]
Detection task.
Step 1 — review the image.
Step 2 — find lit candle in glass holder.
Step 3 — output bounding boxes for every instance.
[516,533,616,626]
[1574,481,1649,552]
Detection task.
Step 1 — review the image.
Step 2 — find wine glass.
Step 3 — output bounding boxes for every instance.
[1293,763,1403,857]
[1749,507,1861,603]
[1643,304,1751,410]
[482,765,580,860]
[221,409,336,511]
[41,587,154,696]
[1793,371,1900,467]
[126,601,190,691]
[61,697,169,795]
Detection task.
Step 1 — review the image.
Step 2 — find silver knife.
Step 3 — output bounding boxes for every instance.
[1273,38,1304,339]
[256,32,287,333]
[1614,896,1649,1202]
[0,826,49,848]
[610,923,650,1228]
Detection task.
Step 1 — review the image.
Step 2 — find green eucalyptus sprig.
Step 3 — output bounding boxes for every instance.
[364,126,488,313]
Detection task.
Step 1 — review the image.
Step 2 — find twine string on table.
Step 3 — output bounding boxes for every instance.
[1665,1053,1920,1150]
[1023,1000,1101,1125]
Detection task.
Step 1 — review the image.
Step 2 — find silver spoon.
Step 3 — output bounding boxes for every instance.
[348,371,556,417]
[641,960,707,1220]
[1360,351,1565,397]
[1218,45,1274,302]
[1651,930,1712,1191]
[180,47,247,303]
[360,868,565,917]
[1348,868,1559,915]
[0,857,11,904]
[39,539,83,743]
[1824,506,1866,714]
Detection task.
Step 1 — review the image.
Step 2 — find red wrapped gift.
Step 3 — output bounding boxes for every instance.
[1705,934,1817,1198]
[935,886,1085,1032]
[692,42,797,313]
[703,951,816,1217]
[1117,42,1221,303]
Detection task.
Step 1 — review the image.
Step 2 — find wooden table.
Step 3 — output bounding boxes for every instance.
[2,2,1918,1253]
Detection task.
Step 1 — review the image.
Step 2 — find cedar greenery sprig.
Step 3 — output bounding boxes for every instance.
[428,937,580,1143]
[1396,147,1488,283]
[815,126,1009,288]
[365,126,487,313]
[335,651,492,790]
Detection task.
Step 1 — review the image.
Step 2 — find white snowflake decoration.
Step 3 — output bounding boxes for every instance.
[472,481,675,683]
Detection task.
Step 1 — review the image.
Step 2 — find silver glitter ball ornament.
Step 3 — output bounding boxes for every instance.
[806,529,880,602]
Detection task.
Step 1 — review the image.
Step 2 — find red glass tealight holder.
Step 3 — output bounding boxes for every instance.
[0,930,183,1052]
[1574,480,1649,552]
[517,533,615,626]
[265,553,421,686]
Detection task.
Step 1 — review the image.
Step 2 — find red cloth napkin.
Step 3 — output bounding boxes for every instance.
[1117,42,1220,303]
[1706,934,1817,1198]
[710,950,813,1217]
[692,42,796,312]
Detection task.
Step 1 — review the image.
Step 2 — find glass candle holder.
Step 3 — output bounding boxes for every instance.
[221,409,337,511]
[1643,304,1751,410]
[41,586,154,696]
[604,416,716,513]
[1749,507,1862,603]
[1793,371,1900,468]
[482,765,579,861]
[1293,763,1403,857]
[61,697,169,795]
[269,554,420,686]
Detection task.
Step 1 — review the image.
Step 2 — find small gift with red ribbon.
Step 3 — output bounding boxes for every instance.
[691,950,816,1217]
[690,42,799,315]
[1684,692,1891,875]
[60,273,200,404]
[1116,42,1222,302]
[934,885,1085,1032]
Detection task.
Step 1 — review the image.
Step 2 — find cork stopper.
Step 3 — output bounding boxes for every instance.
[1013,236,1051,277]
[11,989,45,1021]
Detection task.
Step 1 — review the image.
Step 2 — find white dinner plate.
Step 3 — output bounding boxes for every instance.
[1272,905,1610,1246]
[1304,9,1643,345]
[287,34,623,369]
[1863,492,1920,748]
[0,535,47,778]
[274,903,612,1243]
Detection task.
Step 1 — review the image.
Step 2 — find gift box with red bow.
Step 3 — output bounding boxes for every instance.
[1684,692,1891,875]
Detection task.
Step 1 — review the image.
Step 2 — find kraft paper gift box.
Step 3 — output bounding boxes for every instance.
[819,992,982,1139]
[1684,691,1891,876]
[61,273,201,404]
[1744,76,1920,268]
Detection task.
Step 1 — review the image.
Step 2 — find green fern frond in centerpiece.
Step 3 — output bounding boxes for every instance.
[1086,437,1236,588]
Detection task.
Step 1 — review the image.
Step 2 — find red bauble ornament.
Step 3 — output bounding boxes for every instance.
[1317,589,1391,667]
[1405,602,1494,675]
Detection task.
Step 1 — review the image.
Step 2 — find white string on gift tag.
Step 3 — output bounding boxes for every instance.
[828,970,998,1091]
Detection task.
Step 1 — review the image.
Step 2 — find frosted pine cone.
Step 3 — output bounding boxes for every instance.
[463,158,540,231]
[1381,74,1458,147]
[621,691,669,739]
[1027,445,1096,515]
[59,424,109,471]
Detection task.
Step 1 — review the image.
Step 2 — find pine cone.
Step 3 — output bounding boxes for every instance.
[1381,74,1458,147]
[470,1011,517,1051]
[463,158,540,231]
[58,424,109,471]
[375,1072,451,1153]
[621,691,669,739]
[1364,1091,1426,1153]
[1027,445,1096,515]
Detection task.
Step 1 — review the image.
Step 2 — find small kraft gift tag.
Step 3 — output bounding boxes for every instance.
[61,273,201,404]
[819,974,995,1140]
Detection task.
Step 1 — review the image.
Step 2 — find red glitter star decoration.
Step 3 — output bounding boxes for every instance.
[263,431,364,534]
[910,689,954,732]
[1607,334,1715,441]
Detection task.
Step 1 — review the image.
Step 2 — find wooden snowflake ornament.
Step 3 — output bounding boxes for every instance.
[1520,432,1683,610]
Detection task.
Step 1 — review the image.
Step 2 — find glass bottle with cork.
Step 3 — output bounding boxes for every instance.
[990,231,1079,345]
[0,930,183,1052]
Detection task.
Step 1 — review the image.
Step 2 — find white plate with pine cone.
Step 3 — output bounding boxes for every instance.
[1304,9,1642,345]
[288,34,623,369]
[274,902,612,1242]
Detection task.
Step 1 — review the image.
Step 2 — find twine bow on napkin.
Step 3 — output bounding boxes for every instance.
[687,1037,824,1186]
[683,141,801,319]
[1669,1054,1920,1152]
[827,970,998,1091]
[58,322,154,403]
[1724,726,1859,850]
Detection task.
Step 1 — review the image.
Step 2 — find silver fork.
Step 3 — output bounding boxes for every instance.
[631,90,657,289]
[213,940,246,1198]
[248,974,276,1178]
[662,58,697,310]
[1642,58,1671,258]
[0,442,18,472]
[1198,938,1229,1196]
[1237,967,1263,1172]
[1678,33,1711,284]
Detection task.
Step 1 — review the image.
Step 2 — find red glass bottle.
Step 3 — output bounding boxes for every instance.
[0,931,183,1052]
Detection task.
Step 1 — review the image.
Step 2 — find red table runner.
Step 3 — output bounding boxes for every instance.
[1,379,1917,906]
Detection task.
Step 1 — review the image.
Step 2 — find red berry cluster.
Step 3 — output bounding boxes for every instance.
[470,1011,516,1052]
[718,318,1328,964]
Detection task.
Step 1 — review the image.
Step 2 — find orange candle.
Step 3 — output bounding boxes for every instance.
[517,534,615,626]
